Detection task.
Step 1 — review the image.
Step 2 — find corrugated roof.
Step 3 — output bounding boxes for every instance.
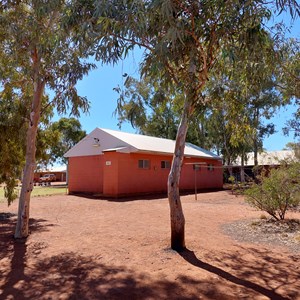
[64,128,221,160]
[232,150,296,166]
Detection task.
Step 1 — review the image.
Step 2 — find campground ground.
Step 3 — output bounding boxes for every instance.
[0,190,299,299]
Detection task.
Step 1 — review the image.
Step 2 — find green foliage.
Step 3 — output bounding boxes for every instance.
[204,25,286,165]
[245,163,300,220]
[0,1,97,206]
[285,142,300,160]
[0,87,27,205]
[115,75,180,139]
[47,117,86,165]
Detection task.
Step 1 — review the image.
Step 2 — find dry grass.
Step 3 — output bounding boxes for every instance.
[0,185,67,203]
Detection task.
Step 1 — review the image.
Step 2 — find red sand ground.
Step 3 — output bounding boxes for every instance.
[0,190,299,300]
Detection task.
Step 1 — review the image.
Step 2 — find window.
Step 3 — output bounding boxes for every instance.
[193,164,201,171]
[161,160,171,169]
[138,159,150,169]
[207,164,214,171]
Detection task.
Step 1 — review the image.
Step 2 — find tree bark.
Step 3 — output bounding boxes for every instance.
[253,107,259,167]
[240,152,245,182]
[167,98,191,251]
[15,51,45,239]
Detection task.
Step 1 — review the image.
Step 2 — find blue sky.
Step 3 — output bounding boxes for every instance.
[53,12,299,152]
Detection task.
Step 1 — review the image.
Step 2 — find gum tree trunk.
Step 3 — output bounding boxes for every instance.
[15,49,45,239]
[167,98,191,251]
[240,152,245,182]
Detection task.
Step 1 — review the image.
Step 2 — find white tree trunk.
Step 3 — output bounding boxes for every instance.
[15,64,45,238]
[168,99,191,250]
[240,153,245,182]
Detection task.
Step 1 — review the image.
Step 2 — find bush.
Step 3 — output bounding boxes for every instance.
[245,162,300,220]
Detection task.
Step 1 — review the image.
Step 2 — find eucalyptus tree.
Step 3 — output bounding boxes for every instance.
[90,0,299,250]
[280,39,300,138]
[92,0,274,249]
[0,84,54,204]
[115,75,209,145]
[115,76,177,139]
[46,117,86,165]
[0,1,98,238]
[0,89,27,204]
[205,26,285,178]
[239,34,283,167]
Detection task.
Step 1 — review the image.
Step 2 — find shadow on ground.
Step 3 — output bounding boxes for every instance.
[1,214,299,300]
[178,248,300,300]
[70,188,224,203]
[0,213,55,261]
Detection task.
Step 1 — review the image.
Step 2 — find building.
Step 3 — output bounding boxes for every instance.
[229,150,296,181]
[64,128,223,197]
[34,165,67,183]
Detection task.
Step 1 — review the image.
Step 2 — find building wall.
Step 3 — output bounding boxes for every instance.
[68,155,104,194]
[180,158,223,190]
[103,152,173,196]
[102,152,223,197]
[102,152,119,196]
[68,152,223,197]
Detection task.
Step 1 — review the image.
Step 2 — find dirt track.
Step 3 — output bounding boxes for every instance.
[1,190,299,299]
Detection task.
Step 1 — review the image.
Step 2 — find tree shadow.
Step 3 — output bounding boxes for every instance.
[0,238,28,299]
[0,214,56,261]
[70,192,169,202]
[0,250,244,300]
[70,188,224,203]
[178,247,299,300]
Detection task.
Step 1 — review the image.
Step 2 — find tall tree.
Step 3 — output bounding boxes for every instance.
[280,39,300,138]
[94,0,299,250]
[0,82,54,204]
[115,75,206,144]
[93,0,275,250]
[0,88,27,204]
[0,1,96,238]
[206,27,285,171]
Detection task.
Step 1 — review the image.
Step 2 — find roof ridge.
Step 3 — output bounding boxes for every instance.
[99,127,177,142]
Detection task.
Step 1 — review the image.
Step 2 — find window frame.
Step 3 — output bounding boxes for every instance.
[207,164,214,171]
[161,160,171,169]
[193,164,201,171]
[138,159,150,169]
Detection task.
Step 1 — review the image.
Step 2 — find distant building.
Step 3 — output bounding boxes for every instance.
[34,165,67,182]
[229,150,296,181]
[64,128,223,197]
[233,150,296,166]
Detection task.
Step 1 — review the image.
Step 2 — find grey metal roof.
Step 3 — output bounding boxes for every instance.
[232,150,296,166]
[64,128,221,160]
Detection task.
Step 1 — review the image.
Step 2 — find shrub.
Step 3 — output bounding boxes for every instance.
[245,162,300,220]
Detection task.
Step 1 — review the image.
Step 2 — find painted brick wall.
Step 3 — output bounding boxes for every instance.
[116,153,172,195]
[102,152,119,196]
[180,158,223,190]
[102,152,223,197]
[68,153,223,197]
[68,155,103,194]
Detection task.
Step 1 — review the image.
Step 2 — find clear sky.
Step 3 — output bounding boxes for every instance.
[53,12,299,152]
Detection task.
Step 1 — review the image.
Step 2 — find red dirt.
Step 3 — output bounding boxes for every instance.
[0,190,299,300]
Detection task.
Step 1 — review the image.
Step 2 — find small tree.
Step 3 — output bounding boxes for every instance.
[46,117,86,165]
[245,162,300,220]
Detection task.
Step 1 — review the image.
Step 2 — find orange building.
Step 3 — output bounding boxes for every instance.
[64,128,223,197]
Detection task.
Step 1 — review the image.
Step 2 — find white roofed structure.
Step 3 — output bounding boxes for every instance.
[232,150,296,166]
[64,128,220,160]
[65,128,223,197]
